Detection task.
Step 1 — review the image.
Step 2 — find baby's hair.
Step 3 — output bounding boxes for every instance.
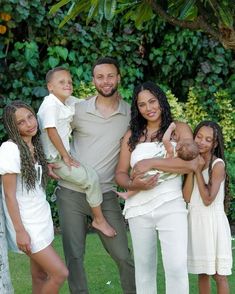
[3,100,48,191]
[46,66,70,83]
[177,139,199,161]
[193,120,230,212]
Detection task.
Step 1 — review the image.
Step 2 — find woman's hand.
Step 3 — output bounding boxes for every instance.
[131,159,154,178]
[131,173,159,191]
[16,229,32,255]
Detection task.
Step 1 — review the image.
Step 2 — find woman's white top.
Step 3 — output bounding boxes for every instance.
[123,142,183,219]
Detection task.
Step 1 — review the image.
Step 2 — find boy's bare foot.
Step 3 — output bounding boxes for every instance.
[116,191,129,200]
[92,218,117,238]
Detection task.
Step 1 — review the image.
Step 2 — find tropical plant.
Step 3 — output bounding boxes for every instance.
[50,0,235,50]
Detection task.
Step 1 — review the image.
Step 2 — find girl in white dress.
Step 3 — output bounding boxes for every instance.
[0,101,68,293]
[183,121,232,294]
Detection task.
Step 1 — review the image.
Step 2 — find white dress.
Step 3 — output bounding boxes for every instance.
[0,141,54,254]
[187,158,233,275]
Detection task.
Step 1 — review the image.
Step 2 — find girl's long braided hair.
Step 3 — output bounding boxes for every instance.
[3,100,48,191]
[128,81,173,151]
[193,121,230,212]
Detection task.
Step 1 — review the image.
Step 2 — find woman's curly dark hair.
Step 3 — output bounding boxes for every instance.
[193,120,231,212]
[3,100,48,191]
[128,81,173,151]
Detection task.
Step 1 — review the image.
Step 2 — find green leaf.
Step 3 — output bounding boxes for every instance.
[178,0,196,20]
[104,0,117,21]
[86,0,99,25]
[59,0,90,28]
[218,3,234,27]
[55,46,68,61]
[135,2,154,29]
[48,56,60,68]
[49,0,71,15]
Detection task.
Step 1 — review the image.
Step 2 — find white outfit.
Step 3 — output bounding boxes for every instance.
[0,142,54,254]
[187,158,233,275]
[37,93,78,161]
[124,142,188,294]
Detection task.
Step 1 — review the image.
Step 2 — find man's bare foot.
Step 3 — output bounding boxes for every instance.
[92,218,117,238]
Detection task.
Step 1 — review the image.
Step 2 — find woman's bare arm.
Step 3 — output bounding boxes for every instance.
[115,130,158,191]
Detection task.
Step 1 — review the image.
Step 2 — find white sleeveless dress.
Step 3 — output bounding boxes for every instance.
[0,141,54,254]
[187,158,232,275]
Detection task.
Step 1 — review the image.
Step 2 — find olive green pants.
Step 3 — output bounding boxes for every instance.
[56,187,136,294]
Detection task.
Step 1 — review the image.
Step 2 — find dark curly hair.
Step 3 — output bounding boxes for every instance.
[3,100,48,191]
[128,81,173,151]
[193,120,230,212]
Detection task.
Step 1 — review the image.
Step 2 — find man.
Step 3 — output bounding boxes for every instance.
[56,57,136,293]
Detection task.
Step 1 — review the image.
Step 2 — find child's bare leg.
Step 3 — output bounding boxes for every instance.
[198,274,210,294]
[30,244,68,294]
[116,190,137,200]
[91,206,116,237]
[212,274,230,294]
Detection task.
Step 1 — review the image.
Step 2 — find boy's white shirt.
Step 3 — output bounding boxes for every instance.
[37,93,80,161]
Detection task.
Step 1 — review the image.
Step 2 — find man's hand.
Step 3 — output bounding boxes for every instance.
[48,162,61,179]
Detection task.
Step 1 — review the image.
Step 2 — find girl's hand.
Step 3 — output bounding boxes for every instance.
[16,229,32,255]
[197,155,205,172]
[63,155,80,169]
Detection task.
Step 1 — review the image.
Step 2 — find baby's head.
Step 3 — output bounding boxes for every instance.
[176,138,199,161]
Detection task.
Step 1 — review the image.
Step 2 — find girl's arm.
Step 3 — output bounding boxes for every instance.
[195,161,225,206]
[2,173,31,255]
[182,173,194,203]
[182,156,204,202]
[115,131,158,191]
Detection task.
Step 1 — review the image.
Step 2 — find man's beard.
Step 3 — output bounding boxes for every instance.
[96,85,118,97]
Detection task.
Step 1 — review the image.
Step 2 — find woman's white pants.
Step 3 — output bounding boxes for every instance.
[128,197,188,294]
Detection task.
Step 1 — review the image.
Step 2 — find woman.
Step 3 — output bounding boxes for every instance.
[115,81,198,294]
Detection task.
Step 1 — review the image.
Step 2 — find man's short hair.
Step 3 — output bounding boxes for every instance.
[92,57,120,76]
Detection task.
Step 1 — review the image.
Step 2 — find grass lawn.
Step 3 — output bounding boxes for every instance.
[9,233,235,294]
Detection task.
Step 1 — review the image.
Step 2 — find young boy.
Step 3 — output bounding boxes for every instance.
[117,122,199,199]
[37,67,116,237]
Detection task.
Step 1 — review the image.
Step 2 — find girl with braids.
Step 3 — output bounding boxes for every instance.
[0,101,68,293]
[116,81,199,294]
[183,121,232,294]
